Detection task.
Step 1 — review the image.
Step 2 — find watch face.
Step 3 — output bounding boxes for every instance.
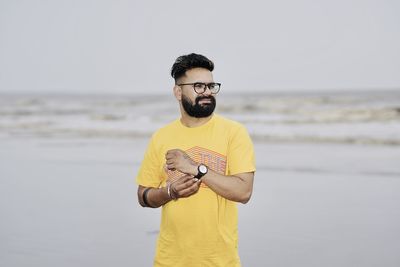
[199,164,207,174]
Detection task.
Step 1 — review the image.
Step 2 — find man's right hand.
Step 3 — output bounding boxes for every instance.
[170,175,201,199]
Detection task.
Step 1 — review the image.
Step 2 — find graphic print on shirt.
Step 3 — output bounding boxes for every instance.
[166,146,227,188]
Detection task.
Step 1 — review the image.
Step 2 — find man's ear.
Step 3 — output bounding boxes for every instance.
[173,85,182,101]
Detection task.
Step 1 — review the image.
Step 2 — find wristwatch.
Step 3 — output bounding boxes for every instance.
[194,164,208,179]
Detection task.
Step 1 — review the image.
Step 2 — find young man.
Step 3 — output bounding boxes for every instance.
[136,53,256,267]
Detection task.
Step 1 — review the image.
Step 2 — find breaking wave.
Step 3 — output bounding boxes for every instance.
[1,90,399,145]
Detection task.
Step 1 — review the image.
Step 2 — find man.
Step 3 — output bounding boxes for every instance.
[136,53,256,267]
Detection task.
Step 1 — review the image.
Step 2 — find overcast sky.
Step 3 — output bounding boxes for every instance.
[0,0,399,95]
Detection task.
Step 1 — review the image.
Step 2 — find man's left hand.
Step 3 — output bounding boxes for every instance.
[165,149,198,176]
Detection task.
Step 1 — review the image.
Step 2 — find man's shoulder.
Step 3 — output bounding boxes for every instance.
[214,114,253,142]
[151,118,180,139]
[214,114,245,130]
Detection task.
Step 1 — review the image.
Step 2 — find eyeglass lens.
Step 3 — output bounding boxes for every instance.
[194,83,220,94]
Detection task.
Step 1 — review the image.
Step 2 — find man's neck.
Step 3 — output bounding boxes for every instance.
[180,112,213,128]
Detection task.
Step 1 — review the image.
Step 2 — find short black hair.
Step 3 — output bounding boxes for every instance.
[171,53,214,83]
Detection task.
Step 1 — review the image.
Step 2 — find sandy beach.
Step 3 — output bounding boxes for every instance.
[1,135,399,267]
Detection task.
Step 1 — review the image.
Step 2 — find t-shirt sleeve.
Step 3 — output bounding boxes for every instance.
[136,135,164,188]
[227,124,256,175]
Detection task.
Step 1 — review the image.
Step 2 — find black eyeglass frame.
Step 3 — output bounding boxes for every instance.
[177,82,221,94]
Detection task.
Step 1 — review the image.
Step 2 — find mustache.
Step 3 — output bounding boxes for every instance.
[195,95,215,104]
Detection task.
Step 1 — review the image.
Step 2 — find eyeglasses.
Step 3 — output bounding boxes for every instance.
[177,82,221,94]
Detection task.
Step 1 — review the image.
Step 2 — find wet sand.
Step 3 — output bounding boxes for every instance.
[1,137,400,266]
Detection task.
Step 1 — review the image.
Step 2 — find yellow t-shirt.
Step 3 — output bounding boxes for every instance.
[136,114,256,267]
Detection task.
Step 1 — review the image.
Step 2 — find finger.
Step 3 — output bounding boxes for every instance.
[176,174,193,181]
[166,164,176,171]
[165,149,177,157]
[174,176,193,187]
[179,183,201,197]
[166,159,179,167]
[173,176,196,191]
[166,161,176,168]
[176,175,193,185]
[166,149,178,155]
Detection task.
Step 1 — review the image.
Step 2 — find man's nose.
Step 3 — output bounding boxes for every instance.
[202,86,212,96]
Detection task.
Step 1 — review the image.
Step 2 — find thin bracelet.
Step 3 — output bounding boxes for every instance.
[167,183,177,200]
[167,184,172,199]
[142,187,152,207]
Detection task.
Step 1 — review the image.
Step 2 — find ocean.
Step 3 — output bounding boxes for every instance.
[1,89,399,145]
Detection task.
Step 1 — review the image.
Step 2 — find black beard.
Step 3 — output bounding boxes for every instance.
[181,94,216,118]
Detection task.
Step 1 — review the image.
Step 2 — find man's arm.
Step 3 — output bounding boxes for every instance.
[166,149,255,204]
[137,174,202,208]
[201,171,254,204]
[137,185,170,208]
